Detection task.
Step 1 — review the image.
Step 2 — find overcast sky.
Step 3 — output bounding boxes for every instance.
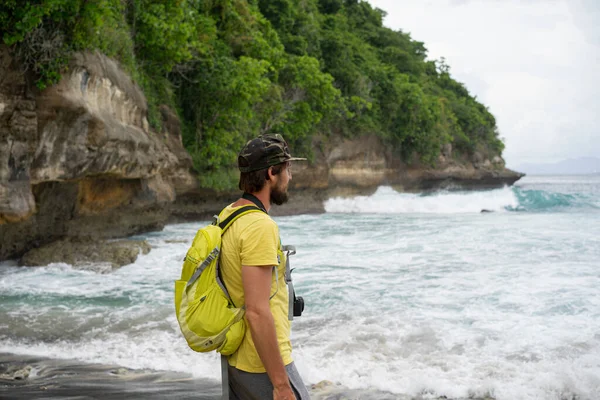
[367,0,599,167]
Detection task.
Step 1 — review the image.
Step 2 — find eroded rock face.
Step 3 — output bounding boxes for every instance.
[32,52,183,183]
[0,47,196,261]
[327,135,389,189]
[0,48,37,225]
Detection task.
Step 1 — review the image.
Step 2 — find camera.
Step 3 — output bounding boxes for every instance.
[283,245,304,318]
[293,294,304,317]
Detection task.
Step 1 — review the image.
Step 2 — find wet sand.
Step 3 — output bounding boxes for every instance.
[0,353,220,400]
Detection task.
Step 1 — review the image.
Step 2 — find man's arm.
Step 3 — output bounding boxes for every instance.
[242,265,295,400]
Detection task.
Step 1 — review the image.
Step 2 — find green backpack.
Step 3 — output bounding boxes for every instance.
[174,205,263,355]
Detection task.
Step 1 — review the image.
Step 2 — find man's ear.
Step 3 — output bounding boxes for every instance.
[266,166,274,181]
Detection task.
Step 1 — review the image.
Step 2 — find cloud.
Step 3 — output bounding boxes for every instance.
[569,0,600,45]
[367,0,600,166]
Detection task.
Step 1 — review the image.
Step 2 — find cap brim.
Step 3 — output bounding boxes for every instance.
[286,157,307,161]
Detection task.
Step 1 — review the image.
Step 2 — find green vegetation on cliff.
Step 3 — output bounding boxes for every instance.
[2,0,504,189]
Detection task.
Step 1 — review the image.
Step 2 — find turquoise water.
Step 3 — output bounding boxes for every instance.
[1,175,599,399]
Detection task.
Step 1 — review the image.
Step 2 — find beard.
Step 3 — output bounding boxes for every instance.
[270,182,289,205]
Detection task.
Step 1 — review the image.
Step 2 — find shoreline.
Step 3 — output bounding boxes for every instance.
[1,173,522,263]
[0,353,497,400]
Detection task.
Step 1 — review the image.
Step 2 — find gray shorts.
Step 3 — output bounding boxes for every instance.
[228,362,310,400]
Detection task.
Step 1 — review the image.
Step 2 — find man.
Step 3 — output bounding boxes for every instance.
[218,134,310,400]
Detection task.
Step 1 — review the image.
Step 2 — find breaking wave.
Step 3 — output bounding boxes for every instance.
[324,186,598,214]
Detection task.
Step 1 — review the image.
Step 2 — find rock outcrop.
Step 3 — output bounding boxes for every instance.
[296,135,522,193]
[0,47,196,261]
[19,238,151,269]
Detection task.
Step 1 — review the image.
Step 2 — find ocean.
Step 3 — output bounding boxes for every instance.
[1,175,599,400]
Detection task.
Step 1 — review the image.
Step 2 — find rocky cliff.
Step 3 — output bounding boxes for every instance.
[0,47,196,261]
[297,135,521,193]
[0,48,522,262]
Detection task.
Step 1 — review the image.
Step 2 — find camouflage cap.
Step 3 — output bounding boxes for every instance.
[238,134,306,173]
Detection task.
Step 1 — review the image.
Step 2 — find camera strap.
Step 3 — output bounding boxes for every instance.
[282,245,296,321]
[242,192,267,213]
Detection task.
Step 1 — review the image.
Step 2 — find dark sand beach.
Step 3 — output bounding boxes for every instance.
[0,353,220,400]
[0,352,498,400]
[0,353,404,400]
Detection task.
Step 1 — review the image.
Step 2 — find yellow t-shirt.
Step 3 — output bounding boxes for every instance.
[219,204,292,372]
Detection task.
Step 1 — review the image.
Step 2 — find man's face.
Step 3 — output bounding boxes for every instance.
[270,162,291,205]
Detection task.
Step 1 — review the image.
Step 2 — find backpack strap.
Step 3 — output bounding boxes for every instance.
[187,206,263,290]
[216,204,266,307]
[218,205,264,232]
[186,247,220,289]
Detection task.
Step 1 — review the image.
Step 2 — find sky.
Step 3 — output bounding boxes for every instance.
[367,0,600,168]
